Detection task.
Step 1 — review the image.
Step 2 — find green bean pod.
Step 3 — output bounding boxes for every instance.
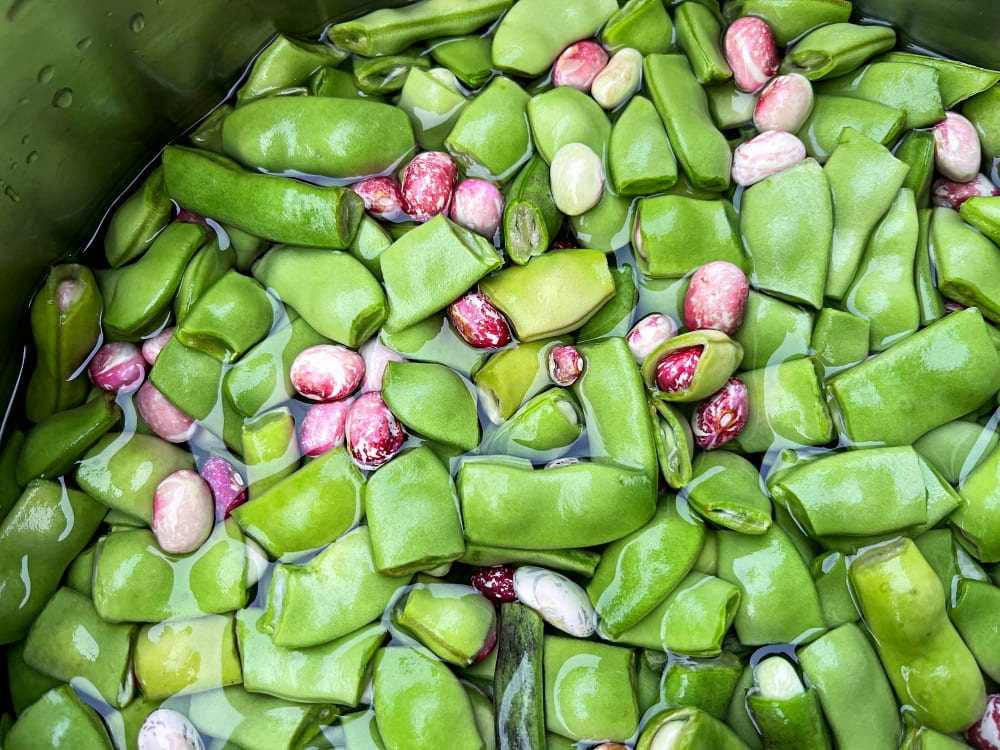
[428,35,494,88]
[675,2,732,85]
[482,387,582,462]
[810,308,870,374]
[635,195,746,278]
[459,544,600,577]
[684,451,772,534]
[783,23,897,80]
[4,684,113,750]
[812,552,860,627]
[381,361,480,451]
[609,95,678,196]
[601,0,675,55]
[651,399,696,489]
[176,270,274,362]
[352,47,431,95]
[236,34,348,103]
[393,583,495,666]
[502,155,562,265]
[241,407,300,498]
[569,189,634,252]
[964,82,1000,159]
[173,238,237,323]
[727,0,851,46]
[577,262,638,341]
[528,86,611,165]
[954,440,1000,562]
[636,706,750,750]
[877,51,1000,108]
[914,208,947,326]
[732,291,815,370]
[931,205,1000,320]
[914,419,999,485]
[747,656,832,750]
[817,61,944,130]
[896,130,937,208]
[103,166,173,267]
[949,578,1000,683]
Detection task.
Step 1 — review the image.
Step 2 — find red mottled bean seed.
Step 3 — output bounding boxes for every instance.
[754,73,814,132]
[290,344,365,402]
[732,130,806,187]
[141,327,174,366]
[152,469,215,555]
[724,16,779,94]
[656,346,703,394]
[138,708,205,750]
[932,174,1000,209]
[299,399,352,457]
[135,381,197,444]
[345,391,405,470]
[350,175,407,221]
[473,625,498,662]
[88,341,147,393]
[552,41,609,92]
[359,337,406,393]
[550,142,604,216]
[447,291,512,349]
[548,345,584,386]
[933,112,983,183]
[691,377,748,450]
[968,694,1000,750]
[401,151,458,221]
[550,239,577,250]
[626,313,679,364]
[449,178,505,238]
[471,565,517,603]
[591,48,643,110]
[684,261,750,335]
[199,455,247,520]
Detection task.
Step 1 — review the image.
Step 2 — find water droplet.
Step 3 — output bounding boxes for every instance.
[17,98,29,106]
[76,37,92,52]
[5,186,22,203]
[129,12,144,32]
[6,0,36,23]
[20,135,30,145]
[51,88,73,109]
[155,0,164,5]
[37,65,54,84]
[26,151,38,165]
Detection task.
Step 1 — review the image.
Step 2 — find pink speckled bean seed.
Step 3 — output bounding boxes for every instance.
[548,345,584,386]
[199,455,247,520]
[552,41,609,93]
[753,73,814,133]
[447,291,513,349]
[141,327,174,366]
[299,399,353,457]
[968,693,1000,750]
[350,175,407,221]
[731,130,806,187]
[656,346,703,395]
[933,112,983,183]
[684,261,750,335]
[88,341,147,393]
[345,391,406,470]
[691,377,748,450]
[359,337,406,394]
[932,174,1000,209]
[401,151,458,222]
[724,16,779,94]
[290,344,365,402]
[152,469,215,554]
[449,178,505,238]
[135,381,197,444]
[626,313,679,363]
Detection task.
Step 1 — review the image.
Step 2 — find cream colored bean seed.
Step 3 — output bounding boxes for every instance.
[550,142,604,216]
[427,67,462,93]
[591,47,643,110]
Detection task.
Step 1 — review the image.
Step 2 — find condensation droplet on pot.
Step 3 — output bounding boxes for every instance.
[37,65,53,84]
[26,152,38,165]
[20,135,29,145]
[5,186,22,203]
[51,88,73,109]
[6,0,37,23]
[76,37,92,52]
[129,13,145,32]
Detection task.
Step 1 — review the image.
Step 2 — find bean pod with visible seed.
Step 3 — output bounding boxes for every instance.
[731,130,807,187]
[447,290,512,349]
[933,112,983,183]
[549,142,604,216]
[969,694,1000,750]
[151,469,215,555]
[345,391,405,470]
[932,174,1000,209]
[290,344,365,401]
[548,345,584,386]
[88,341,147,393]
[591,47,643,110]
[691,377,748,450]
[656,346,703,394]
[141,327,174,366]
[359,336,406,393]
[724,16,779,93]
[552,41,609,93]
[138,708,205,750]
[754,73,814,132]
[471,565,517,603]
[299,399,353,457]
[449,178,505,238]
[684,261,750,335]
[401,150,458,221]
[513,565,596,637]
[199,455,247,520]
[350,175,406,221]
[626,313,679,363]
[135,381,197,444]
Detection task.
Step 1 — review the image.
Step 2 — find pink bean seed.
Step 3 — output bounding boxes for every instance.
[753,73,814,133]
[447,291,513,349]
[290,344,365,402]
[552,41,609,93]
[55,279,83,315]
[724,16,779,94]
[655,346,703,394]
[968,693,1000,750]
[350,175,407,221]
[299,399,353,457]
[473,624,498,662]
[691,377,749,450]
[684,261,750,335]
[449,178,505,238]
[199,455,247,520]
[471,565,518,603]
[135,381,197,444]
[152,469,215,554]
[88,341,147,393]
[548,345,584,386]
[401,151,458,221]
[141,327,174,366]
[345,391,406,470]
[359,337,406,393]
[731,130,807,187]
[626,313,679,364]
[932,174,1000,209]
[933,112,983,183]
[544,457,582,469]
